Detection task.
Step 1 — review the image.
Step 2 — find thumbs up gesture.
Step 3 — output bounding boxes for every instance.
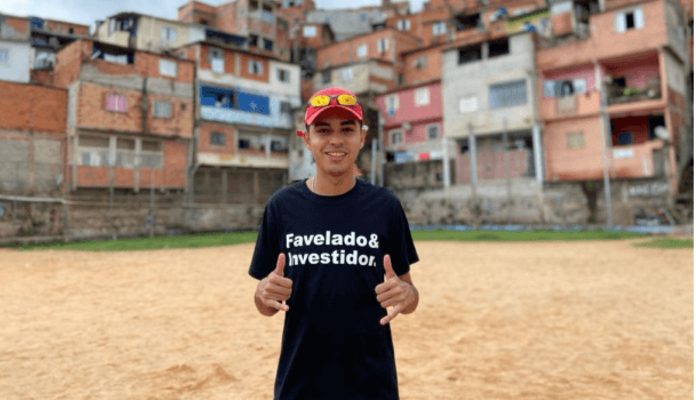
[256,253,293,314]
[375,254,417,325]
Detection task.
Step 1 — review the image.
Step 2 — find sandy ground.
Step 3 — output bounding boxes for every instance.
[0,240,692,400]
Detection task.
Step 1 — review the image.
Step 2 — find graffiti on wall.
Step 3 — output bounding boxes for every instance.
[628,182,670,197]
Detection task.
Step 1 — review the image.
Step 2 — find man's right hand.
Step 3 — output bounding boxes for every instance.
[255,253,293,314]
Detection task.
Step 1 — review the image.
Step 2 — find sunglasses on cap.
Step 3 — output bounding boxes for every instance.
[308,94,358,108]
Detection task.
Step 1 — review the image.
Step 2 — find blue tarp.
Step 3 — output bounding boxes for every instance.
[238,91,270,115]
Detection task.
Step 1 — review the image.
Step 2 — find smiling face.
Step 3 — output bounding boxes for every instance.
[303,112,366,179]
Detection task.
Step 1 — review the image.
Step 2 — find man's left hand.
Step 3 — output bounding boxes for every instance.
[375,254,416,325]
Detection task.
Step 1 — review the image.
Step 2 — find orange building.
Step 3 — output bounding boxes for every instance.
[537,0,690,195]
[53,39,195,192]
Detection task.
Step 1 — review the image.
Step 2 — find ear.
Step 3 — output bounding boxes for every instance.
[302,128,311,150]
[360,125,367,149]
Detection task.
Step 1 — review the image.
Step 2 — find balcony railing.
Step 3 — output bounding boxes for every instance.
[607,79,662,106]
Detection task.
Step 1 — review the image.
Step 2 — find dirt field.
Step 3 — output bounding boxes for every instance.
[0,240,692,400]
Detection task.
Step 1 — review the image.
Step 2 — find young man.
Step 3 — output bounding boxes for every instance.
[249,87,419,400]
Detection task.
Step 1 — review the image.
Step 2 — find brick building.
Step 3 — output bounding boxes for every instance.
[53,39,195,194]
[175,38,301,204]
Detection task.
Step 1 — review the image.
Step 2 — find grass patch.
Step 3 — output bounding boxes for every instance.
[633,237,694,249]
[411,230,646,242]
[12,231,259,252]
[9,229,652,252]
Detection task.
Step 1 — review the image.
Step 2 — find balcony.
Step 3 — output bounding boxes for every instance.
[607,78,662,106]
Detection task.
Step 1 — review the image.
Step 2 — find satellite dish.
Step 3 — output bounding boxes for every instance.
[654,126,669,141]
[401,122,411,131]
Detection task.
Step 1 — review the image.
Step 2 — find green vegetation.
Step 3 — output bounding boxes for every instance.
[6,229,653,252]
[633,237,694,249]
[410,230,645,242]
[11,231,259,252]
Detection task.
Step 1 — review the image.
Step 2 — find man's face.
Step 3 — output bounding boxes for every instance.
[303,114,366,178]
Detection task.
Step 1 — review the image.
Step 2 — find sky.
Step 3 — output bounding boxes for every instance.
[0,0,425,32]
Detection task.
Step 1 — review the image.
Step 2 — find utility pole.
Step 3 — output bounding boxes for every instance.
[503,118,512,225]
[595,63,613,228]
[378,112,385,187]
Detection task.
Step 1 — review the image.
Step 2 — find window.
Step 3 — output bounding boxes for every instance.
[159,59,177,77]
[161,27,177,42]
[68,27,74,34]
[455,13,481,31]
[415,87,430,106]
[249,34,259,47]
[391,130,403,145]
[459,96,478,113]
[116,138,136,168]
[278,68,290,82]
[270,136,289,153]
[106,94,127,112]
[377,38,389,53]
[386,95,399,115]
[414,56,427,69]
[210,132,226,146]
[488,38,509,58]
[263,38,274,51]
[489,80,527,108]
[238,133,266,151]
[342,67,353,83]
[141,140,163,168]
[78,135,110,167]
[615,8,644,32]
[303,26,317,37]
[280,101,292,114]
[208,48,224,73]
[566,132,585,149]
[153,101,172,118]
[0,48,9,64]
[458,45,481,65]
[397,19,411,31]
[357,44,367,58]
[322,70,331,84]
[427,125,439,140]
[248,59,264,75]
[432,21,447,36]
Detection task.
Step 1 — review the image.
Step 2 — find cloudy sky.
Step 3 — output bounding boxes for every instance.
[0,0,425,31]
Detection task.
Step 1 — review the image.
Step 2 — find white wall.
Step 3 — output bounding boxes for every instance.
[0,41,32,83]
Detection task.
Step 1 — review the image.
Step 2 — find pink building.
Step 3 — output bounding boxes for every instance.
[375,80,444,163]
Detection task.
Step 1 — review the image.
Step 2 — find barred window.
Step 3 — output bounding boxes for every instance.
[489,80,527,109]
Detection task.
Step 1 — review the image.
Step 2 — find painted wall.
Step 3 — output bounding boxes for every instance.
[376,82,443,128]
[442,33,537,139]
[0,41,32,83]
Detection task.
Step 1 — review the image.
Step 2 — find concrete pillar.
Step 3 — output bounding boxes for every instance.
[532,124,544,183]
[468,124,477,186]
[442,135,450,188]
[253,170,260,204]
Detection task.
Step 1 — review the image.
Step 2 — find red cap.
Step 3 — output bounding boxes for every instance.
[304,87,363,126]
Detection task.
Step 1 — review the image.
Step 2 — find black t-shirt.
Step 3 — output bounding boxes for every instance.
[249,178,419,400]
